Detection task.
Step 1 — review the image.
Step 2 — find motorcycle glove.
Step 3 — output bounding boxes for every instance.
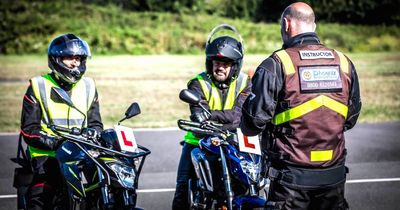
[190,110,211,123]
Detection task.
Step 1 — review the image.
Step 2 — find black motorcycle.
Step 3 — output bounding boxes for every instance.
[12,87,151,210]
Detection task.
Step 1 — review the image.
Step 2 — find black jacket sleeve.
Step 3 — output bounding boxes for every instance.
[21,83,104,151]
[188,77,252,131]
[240,57,283,136]
[344,60,362,131]
[87,89,103,133]
[212,79,252,131]
[21,84,60,150]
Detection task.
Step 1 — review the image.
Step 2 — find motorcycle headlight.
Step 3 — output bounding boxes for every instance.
[106,162,136,189]
[239,159,260,182]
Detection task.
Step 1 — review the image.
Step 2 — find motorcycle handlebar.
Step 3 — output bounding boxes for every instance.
[48,124,82,136]
[50,125,72,133]
[177,119,228,137]
[48,124,150,159]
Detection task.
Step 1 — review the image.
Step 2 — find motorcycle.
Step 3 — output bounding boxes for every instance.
[12,87,151,210]
[177,89,268,210]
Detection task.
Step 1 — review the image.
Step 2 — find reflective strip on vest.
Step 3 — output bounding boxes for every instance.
[276,50,295,75]
[28,146,56,158]
[29,74,95,157]
[334,50,349,74]
[310,150,333,162]
[273,95,348,125]
[185,72,248,145]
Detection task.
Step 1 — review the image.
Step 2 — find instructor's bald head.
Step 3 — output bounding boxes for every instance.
[280,2,316,44]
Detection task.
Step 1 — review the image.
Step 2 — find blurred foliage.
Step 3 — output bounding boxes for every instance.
[79,0,400,25]
[255,0,400,25]
[0,0,399,55]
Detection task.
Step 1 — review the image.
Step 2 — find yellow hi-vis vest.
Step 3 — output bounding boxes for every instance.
[28,74,96,158]
[184,71,248,145]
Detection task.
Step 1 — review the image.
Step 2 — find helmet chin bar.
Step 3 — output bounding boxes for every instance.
[205,24,244,53]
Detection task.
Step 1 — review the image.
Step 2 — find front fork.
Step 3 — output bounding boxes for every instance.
[98,168,113,208]
[220,146,233,210]
[98,167,137,208]
[123,189,137,207]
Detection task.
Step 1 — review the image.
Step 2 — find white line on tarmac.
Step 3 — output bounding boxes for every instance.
[346,177,400,184]
[137,188,176,193]
[1,177,400,199]
[0,195,16,198]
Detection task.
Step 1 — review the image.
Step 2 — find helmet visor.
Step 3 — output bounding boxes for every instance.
[49,39,91,58]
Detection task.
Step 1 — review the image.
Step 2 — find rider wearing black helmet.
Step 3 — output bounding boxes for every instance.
[48,33,91,84]
[205,35,243,84]
[20,34,103,209]
[172,24,252,209]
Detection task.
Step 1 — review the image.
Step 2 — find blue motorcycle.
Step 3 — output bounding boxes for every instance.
[178,89,268,210]
[13,87,151,210]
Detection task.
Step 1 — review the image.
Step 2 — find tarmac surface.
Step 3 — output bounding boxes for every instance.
[0,123,399,209]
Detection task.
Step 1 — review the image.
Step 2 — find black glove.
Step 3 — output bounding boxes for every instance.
[52,135,64,150]
[190,110,211,123]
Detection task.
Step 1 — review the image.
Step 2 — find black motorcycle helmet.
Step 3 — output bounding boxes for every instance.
[205,24,244,82]
[48,34,91,84]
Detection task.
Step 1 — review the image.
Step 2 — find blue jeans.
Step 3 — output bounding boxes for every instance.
[172,143,198,210]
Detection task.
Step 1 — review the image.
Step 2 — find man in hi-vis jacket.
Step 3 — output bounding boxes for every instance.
[241,2,361,209]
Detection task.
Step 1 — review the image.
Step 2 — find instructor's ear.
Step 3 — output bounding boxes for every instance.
[283,17,290,33]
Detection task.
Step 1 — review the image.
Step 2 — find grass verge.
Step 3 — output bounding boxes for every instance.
[0,52,399,132]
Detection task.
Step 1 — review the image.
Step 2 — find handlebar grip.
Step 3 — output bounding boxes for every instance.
[50,125,72,133]
[177,119,218,136]
[177,119,201,128]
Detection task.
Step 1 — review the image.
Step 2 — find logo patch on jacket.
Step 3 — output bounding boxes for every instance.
[299,66,342,93]
[299,50,334,60]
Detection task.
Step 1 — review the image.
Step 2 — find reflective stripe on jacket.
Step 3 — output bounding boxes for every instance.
[28,74,95,157]
[184,72,248,145]
[271,45,351,167]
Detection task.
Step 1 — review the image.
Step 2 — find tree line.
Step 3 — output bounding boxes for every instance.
[84,0,399,25]
[1,0,399,54]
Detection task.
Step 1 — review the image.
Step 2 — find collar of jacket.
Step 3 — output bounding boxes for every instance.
[49,72,73,91]
[282,32,321,49]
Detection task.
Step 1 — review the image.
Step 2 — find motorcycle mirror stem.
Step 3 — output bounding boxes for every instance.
[179,89,211,116]
[50,87,87,129]
[118,102,141,125]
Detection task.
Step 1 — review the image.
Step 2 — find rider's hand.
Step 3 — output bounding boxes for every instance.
[53,136,64,149]
[190,110,211,123]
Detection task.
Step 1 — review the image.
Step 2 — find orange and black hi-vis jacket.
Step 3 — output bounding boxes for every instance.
[271,43,352,168]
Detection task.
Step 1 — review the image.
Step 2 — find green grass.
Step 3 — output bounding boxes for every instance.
[0,52,399,132]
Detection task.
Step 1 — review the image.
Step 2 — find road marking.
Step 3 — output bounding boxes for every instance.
[137,188,176,193]
[0,195,16,198]
[2,177,400,199]
[346,177,400,184]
